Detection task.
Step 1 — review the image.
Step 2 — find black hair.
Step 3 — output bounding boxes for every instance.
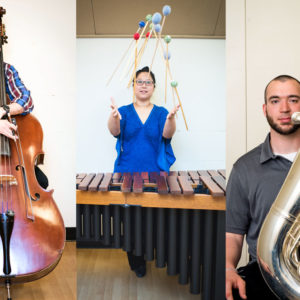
[264,75,300,104]
[133,66,156,87]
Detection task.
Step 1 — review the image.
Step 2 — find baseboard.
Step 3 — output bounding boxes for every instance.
[66,227,76,241]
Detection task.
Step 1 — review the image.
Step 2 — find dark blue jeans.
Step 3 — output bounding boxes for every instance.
[232,261,278,300]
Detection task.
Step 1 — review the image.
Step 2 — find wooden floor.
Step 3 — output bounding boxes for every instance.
[0,242,76,300]
[0,243,201,299]
[77,248,200,300]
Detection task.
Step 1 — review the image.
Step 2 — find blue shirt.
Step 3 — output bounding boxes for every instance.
[114,103,175,173]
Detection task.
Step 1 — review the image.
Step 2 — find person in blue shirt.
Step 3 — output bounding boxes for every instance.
[108,66,179,277]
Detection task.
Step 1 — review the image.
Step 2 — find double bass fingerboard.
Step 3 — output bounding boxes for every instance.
[0,9,10,156]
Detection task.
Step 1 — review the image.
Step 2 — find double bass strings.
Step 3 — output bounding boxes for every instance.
[4,135,13,213]
[12,126,35,221]
[0,37,13,214]
[0,45,5,214]
[7,124,13,213]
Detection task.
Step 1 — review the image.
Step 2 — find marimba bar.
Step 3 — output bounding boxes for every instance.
[76,170,225,299]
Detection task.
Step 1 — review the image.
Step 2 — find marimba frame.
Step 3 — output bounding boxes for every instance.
[76,171,225,299]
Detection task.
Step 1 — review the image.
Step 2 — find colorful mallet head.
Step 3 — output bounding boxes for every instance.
[154,24,161,33]
[146,14,152,21]
[152,12,162,25]
[164,51,171,60]
[164,35,172,43]
[139,21,145,28]
[171,81,178,87]
[162,5,171,16]
[133,33,140,40]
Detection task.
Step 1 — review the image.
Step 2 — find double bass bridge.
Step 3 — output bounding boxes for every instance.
[0,173,34,221]
[0,175,17,187]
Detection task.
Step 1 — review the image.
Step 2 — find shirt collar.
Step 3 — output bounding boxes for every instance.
[260,133,276,164]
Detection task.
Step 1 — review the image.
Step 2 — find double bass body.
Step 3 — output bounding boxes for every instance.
[0,114,65,283]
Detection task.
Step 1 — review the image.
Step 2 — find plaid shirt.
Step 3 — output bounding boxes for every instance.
[4,63,34,115]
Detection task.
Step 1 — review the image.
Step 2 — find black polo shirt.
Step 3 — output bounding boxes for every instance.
[226,134,292,260]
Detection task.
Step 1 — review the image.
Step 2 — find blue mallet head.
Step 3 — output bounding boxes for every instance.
[154,24,161,33]
[162,5,171,16]
[139,21,145,28]
[152,12,162,25]
[164,51,171,60]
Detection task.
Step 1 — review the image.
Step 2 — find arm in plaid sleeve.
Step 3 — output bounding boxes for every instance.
[4,63,34,115]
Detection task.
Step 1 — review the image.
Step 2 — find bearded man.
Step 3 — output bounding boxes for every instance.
[225,75,300,300]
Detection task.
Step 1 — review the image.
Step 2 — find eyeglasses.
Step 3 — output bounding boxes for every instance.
[135,80,154,86]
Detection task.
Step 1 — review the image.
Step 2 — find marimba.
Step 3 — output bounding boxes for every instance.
[76,170,225,300]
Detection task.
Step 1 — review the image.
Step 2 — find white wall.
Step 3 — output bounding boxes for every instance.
[2,0,76,227]
[227,0,300,173]
[246,0,300,150]
[77,38,225,173]
[226,0,300,265]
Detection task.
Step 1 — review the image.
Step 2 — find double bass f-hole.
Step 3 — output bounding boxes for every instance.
[9,117,40,206]
[1,114,39,223]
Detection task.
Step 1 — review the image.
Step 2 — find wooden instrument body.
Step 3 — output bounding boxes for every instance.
[0,114,65,283]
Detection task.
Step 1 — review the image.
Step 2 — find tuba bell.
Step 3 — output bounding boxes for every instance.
[257,112,300,299]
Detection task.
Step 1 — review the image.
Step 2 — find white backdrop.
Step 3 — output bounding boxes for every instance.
[2,1,76,227]
[77,38,225,173]
[227,0,300,173]
[226,0,300,266]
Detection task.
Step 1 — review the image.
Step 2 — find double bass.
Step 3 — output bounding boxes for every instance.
[0,7,65,299]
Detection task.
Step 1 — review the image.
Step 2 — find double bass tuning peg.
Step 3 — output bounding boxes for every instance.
[0,7,6,16]
[0,8,7,45]
[1,24,8,44]
[3,35,8,44]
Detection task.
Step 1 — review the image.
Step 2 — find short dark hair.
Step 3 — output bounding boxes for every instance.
[133,66,156,87]
[264,75,300,104]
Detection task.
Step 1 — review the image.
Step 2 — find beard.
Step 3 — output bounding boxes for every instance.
[266,110,300,135]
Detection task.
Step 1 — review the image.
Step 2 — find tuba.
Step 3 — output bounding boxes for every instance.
[257,112,300,299]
